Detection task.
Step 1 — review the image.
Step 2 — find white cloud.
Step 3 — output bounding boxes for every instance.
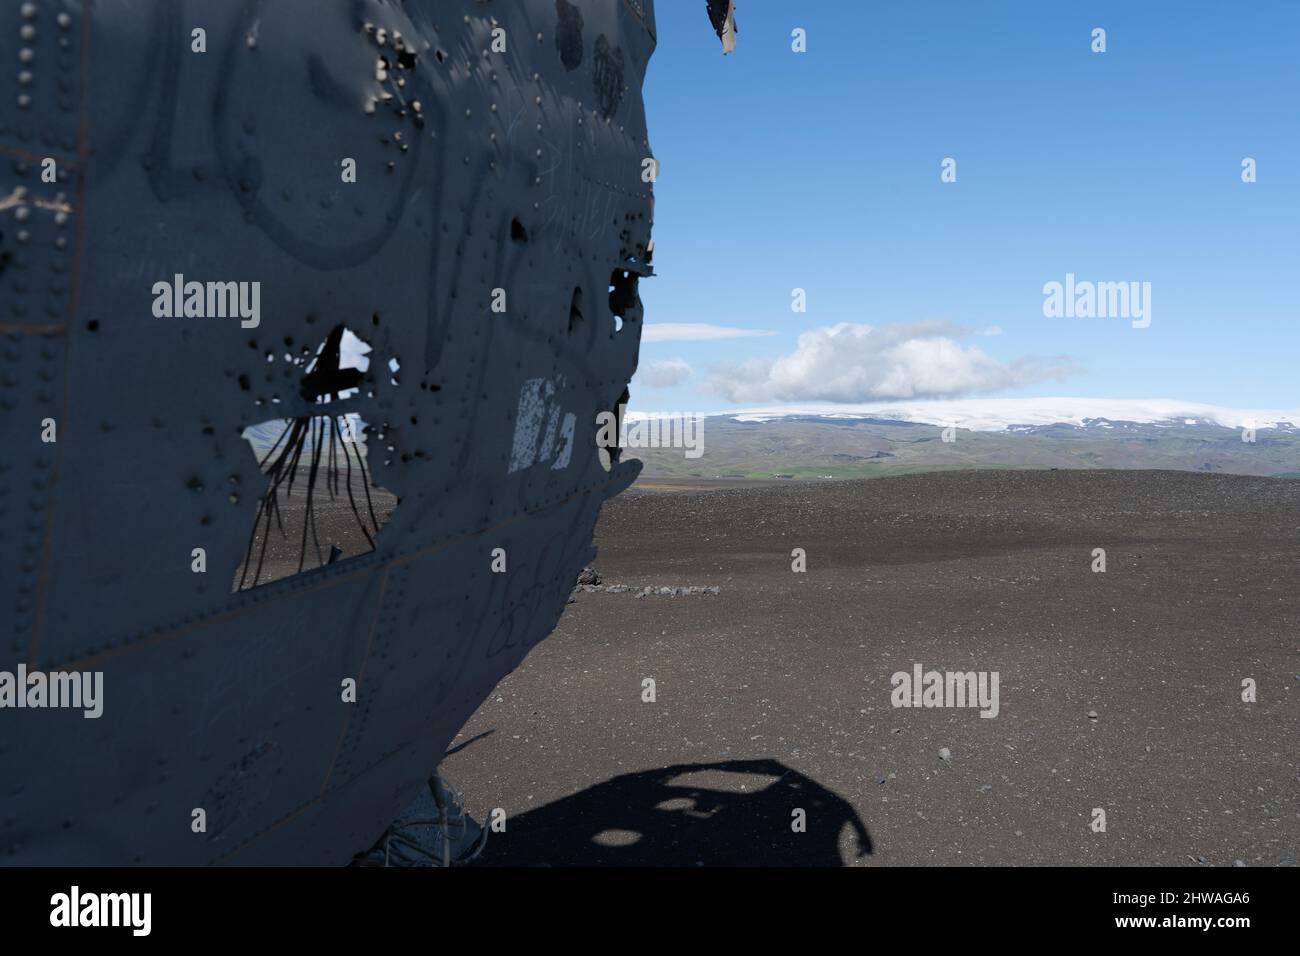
[635,358,693,388]
[641,323,777,343]
[710,321,1077,403]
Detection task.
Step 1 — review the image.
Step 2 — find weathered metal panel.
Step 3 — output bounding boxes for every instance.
[1,0,654,865]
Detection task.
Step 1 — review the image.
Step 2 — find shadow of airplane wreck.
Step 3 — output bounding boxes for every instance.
[475,759,873,867]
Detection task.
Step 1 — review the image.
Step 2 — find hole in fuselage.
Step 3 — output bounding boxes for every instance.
[234,324,399,590]
[608,269,638,332]
[234,413,397,590]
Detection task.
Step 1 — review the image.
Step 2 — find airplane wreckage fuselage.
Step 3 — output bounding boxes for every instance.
[0,0,669,864]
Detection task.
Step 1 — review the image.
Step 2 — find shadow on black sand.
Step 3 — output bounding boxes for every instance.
[474,758,872,866]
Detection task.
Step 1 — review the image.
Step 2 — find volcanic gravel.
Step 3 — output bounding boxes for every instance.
[442,470,1299,866]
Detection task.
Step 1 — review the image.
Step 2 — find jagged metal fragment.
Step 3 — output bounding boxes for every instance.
[706,0,738,54]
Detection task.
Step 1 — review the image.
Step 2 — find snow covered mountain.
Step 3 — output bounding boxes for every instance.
[620,399,1300,482]
[722,398,1300,433]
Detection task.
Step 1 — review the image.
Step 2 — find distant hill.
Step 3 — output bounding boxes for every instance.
[242,415,370,461]
[626,399,1300,480]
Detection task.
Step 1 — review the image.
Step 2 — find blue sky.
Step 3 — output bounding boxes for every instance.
[632,1,1299,412]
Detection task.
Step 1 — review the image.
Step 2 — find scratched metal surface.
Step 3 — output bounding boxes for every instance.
[0,0,653,864]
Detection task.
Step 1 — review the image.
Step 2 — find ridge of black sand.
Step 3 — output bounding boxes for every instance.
[443,470,1299,866]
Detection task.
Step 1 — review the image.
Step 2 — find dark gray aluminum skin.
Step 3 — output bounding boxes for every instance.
[0,0,654,864]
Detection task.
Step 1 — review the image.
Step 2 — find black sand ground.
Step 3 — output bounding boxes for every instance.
[442,470,1299,866]
[232,468,397,590]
